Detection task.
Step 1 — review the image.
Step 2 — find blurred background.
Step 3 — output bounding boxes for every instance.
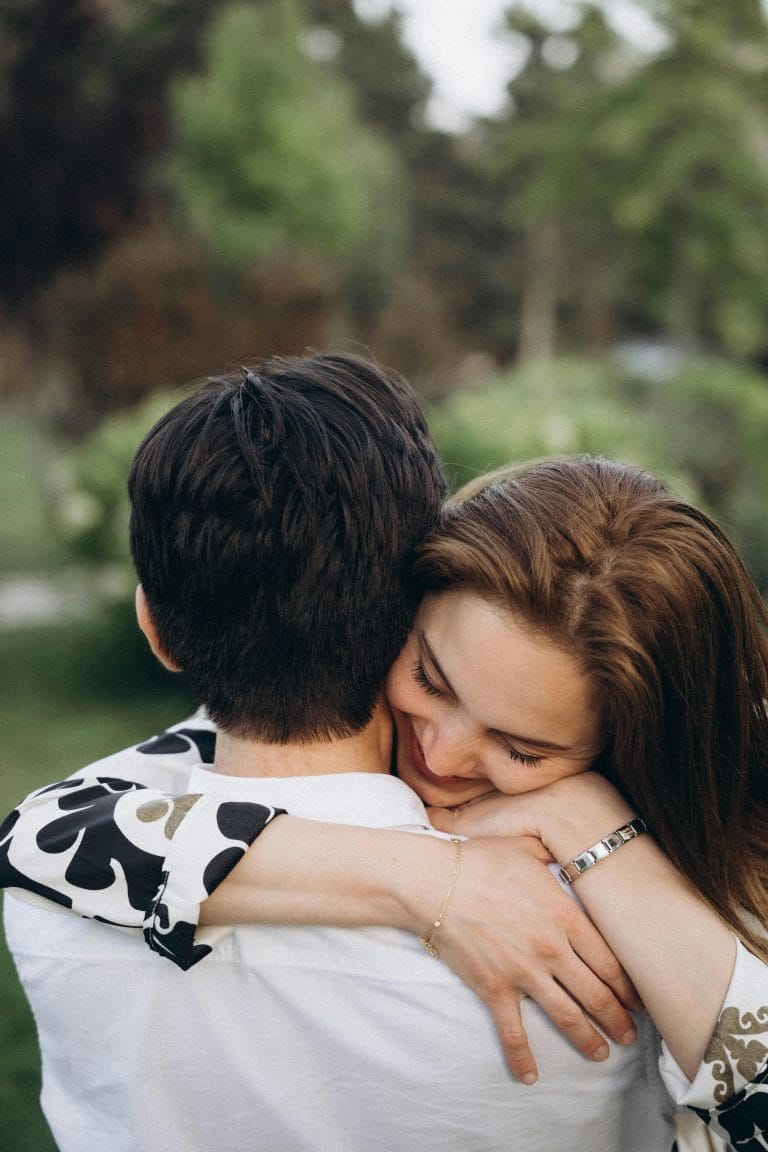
[3,0,768,1145]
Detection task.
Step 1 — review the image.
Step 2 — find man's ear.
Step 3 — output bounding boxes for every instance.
[135,585,182,672]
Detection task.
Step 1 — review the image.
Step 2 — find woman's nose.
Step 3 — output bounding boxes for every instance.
[421,722,480,778]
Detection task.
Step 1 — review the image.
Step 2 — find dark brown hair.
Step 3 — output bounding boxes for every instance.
[129,353,446,742]
[416,456,768,957]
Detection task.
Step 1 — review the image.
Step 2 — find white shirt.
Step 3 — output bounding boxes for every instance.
[5,764,679,1152]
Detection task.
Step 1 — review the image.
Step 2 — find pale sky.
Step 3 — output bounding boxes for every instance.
[353,0,669,131]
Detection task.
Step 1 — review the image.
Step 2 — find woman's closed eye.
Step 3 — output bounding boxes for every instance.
[502,742,543,768]
[411,659,447,699]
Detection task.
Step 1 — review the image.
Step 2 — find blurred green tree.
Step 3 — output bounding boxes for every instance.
[483,0,768,361]
[604,0,768,358]
[303,0,505,376]
[167,0,402,266]
[52,353,768,592]
[481,5,632,360]
[303,0,429,326]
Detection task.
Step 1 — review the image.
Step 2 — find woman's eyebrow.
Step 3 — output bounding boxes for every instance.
[419,630,576,754]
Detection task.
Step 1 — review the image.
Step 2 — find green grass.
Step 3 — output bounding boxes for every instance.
[0,617,196,1151]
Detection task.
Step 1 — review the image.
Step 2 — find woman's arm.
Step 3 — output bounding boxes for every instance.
[1,772,639,1082]
[429,772,756,1081]
[202,816,641,1081]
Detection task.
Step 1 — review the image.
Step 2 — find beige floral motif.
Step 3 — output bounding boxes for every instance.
[136,794,202,840]
[704,1005,768,1102]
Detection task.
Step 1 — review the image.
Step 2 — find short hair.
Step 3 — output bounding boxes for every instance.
[129,353,447,742]
[415,455,768,957]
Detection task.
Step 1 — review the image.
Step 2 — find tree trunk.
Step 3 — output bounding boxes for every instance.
[517,218,561,362]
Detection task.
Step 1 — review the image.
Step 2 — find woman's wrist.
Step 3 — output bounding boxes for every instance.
[385,830,467,935]
[535,773,637,866]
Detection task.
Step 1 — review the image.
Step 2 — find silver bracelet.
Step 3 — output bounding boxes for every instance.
[558,817,647,884]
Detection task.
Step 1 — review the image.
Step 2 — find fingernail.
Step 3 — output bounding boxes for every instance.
[619,1028,636,1045]
[521,1073,537,1086]
[593,1045,609,1062]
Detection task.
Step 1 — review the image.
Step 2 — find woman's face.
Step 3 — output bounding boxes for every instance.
[385,590,603,808]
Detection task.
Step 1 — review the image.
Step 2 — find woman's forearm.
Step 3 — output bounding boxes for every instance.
[199,817,440,931]
[557,827,736,1080]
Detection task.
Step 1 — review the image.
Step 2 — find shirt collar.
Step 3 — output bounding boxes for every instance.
[188,765,432,830]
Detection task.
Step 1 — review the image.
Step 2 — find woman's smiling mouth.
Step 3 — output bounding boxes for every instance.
[406,723,469,787]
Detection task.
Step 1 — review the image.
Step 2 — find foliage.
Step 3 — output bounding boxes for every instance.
[602,0,768,356]
[167,0,403,265]
[301,0,499,361]
[0,0,213,309]
[305,0,432,146]
[0,417,69,571]
[47,352,768,595]
[5,0,768,410]
[473,0,768,361]
[475,5,636,358]
[51,390,181,566]
[428,354,768,591]
[35,228,339,427]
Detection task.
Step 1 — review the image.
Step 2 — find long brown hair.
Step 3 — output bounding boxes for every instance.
[415,456,768,958]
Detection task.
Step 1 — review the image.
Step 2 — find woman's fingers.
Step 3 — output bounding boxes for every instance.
[469,986,539,1084]
[429,836,642,1080]
[468,953,629,1082]
[550,952,638,1047]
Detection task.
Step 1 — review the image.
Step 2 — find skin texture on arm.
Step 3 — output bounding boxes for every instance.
[200,813,640,1083]
[430,771,739,1081]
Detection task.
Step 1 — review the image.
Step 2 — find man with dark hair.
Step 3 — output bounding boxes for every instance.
[3,354,634,1151]
[128,356,442,742]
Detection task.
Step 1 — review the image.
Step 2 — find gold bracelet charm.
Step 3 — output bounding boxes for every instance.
[419,836,463,957]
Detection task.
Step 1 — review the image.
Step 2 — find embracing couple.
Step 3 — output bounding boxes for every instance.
[2,353,767,1151]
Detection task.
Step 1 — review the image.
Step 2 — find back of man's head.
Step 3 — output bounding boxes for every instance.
[129,353,447,742]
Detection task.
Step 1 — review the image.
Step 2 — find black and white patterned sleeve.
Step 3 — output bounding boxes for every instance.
[0,721,285,970]
[659,942,768,1150]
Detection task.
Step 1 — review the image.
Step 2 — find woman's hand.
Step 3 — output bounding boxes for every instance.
[424,833,640,1084]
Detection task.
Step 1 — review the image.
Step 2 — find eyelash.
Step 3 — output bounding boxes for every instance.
[411,660,446,698]
[410,660,544,767]
[506,747,543,768]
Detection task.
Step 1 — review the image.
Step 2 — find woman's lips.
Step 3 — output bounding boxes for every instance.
[406,723,467,788]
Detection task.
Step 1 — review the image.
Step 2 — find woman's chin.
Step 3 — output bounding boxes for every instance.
[396,756,489,809]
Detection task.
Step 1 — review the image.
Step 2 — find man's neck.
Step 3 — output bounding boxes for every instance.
[213,700,394,779]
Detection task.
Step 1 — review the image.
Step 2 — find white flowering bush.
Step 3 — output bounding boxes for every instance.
[51,390,182,599]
